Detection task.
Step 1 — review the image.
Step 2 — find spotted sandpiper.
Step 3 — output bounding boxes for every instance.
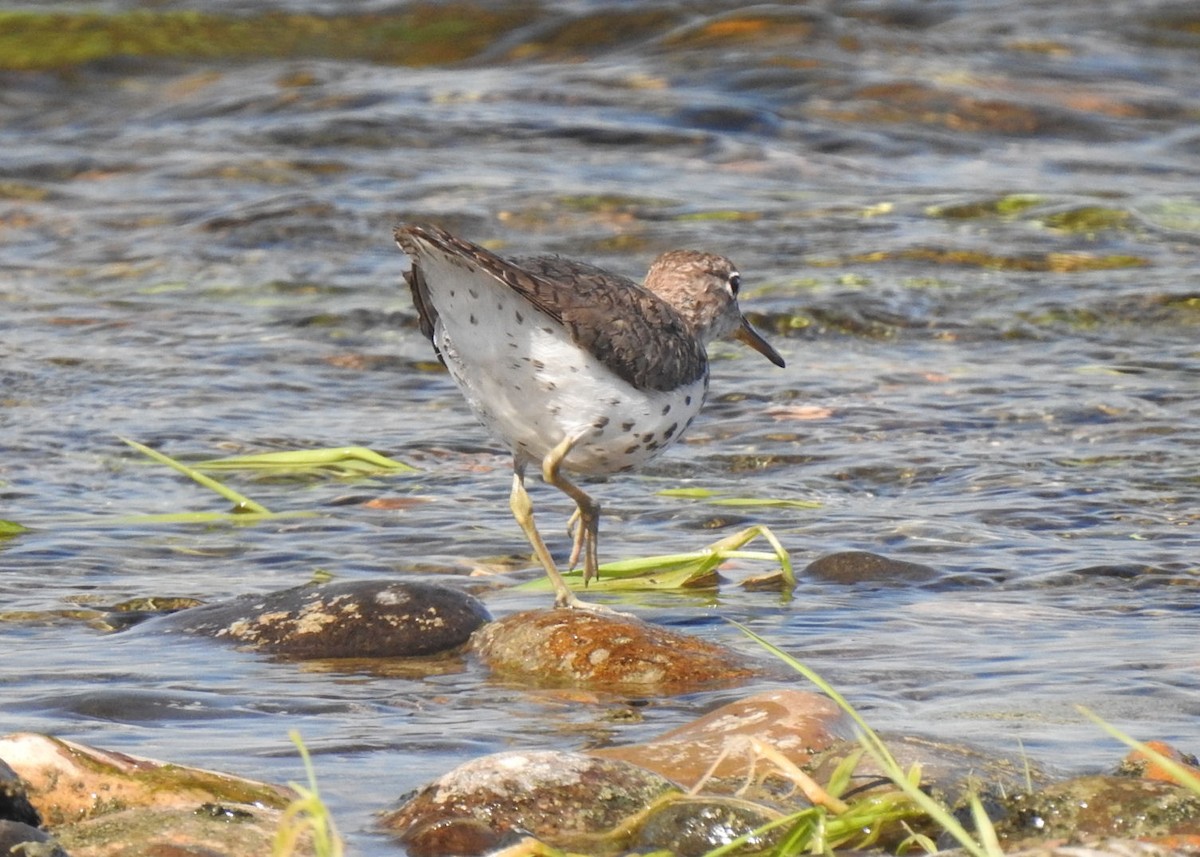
[395,224,785,609]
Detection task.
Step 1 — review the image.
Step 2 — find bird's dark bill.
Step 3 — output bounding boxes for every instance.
[735,319,785,368]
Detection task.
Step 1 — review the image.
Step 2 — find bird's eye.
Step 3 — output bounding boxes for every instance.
[727,272,741,296]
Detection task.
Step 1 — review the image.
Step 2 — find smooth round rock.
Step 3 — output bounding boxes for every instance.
[473,608,759,693]
[149,579,490,658]
[382,749,680,856]
[591,689,848,790]
[804,550,939,585]
[636,797,783,856]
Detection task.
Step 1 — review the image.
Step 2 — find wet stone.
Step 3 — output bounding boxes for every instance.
[591,689,847,791]
[0,756,40,827]
[636,797,783,857]
[0,732,298,856]
[473,608,759,693]
[993,775,1200,849]
[0,821,64,857]
[381,749,680,857]
[804,550,940,585]
[146,579,490,659]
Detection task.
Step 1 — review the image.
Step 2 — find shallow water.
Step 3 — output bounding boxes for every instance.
[2,0,1199,851]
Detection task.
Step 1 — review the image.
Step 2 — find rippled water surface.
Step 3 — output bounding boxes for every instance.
[2,1,1199,852]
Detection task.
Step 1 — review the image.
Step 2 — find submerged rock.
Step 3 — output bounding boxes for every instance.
[804,550,939,585]
[473,608,759,693]
[382,749,680,856]
[149,579,490,658]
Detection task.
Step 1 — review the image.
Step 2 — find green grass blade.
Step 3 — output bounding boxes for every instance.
[732,622,997,857]
[120,437,271,514]
[1077,705,1200,795]
[196,446,417,475]
[0,519,31,537]
[516,526,792,593]
[658,486,821,510]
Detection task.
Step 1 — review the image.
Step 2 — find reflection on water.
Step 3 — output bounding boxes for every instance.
[2,1,1198,852]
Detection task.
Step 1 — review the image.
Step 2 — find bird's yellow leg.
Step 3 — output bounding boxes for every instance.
[510,465,590,609]
[541,434,601,587]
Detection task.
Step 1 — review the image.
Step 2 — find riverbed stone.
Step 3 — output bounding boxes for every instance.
[473,608,759,693]
[634,796,785,856]
[0,820,66,856]
[0,756,40,827]
[381,749,680,856]
[0,733,304,856]
[591,689,848,790]
[804,551,939,585]
[149,579,490,658]
[993,775,1200,849]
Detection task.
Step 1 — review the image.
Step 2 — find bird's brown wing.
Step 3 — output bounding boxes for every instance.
[394,225,706,392]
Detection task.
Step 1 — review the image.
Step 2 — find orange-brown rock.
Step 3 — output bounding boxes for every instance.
[591,689,847,789]
[472,609,759,693]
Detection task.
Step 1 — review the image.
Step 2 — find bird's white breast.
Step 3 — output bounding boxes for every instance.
[417,249,707,476]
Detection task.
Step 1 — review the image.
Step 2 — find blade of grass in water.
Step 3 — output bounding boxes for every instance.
[1078,706,1200,794]
[732,622,1002,857]
[0,519,31,537]
[120,437,271,514]
[659,486,821,509]
[196,447,416,476]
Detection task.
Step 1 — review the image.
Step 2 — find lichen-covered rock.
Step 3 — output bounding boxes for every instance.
[994,775,1200,849]
[148,579,490,658]
[473,608,758,693]
[382,749,680,856]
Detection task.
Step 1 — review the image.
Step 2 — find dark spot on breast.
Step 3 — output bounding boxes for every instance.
[469,314,477,325]
[624,443,641,455]
[684,395,693,406]
[515,311,525,324]
[541,326,554,334]
[663,422,679,439]
[468,288,479,299]
[621,420,635,431]
[641,432,656,443]
[662,404,672,415]
[594,416,610,429]
[532,359,545,370]
[646,440,662,451]
[543,380,558,391]
[449,289,457,297]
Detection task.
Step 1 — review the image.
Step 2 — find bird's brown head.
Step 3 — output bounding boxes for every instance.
[643,250,785,368]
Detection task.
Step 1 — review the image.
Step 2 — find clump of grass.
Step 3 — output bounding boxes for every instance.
[516,524,795,595]
[734,621,1004,857]
[274,731,344,857]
